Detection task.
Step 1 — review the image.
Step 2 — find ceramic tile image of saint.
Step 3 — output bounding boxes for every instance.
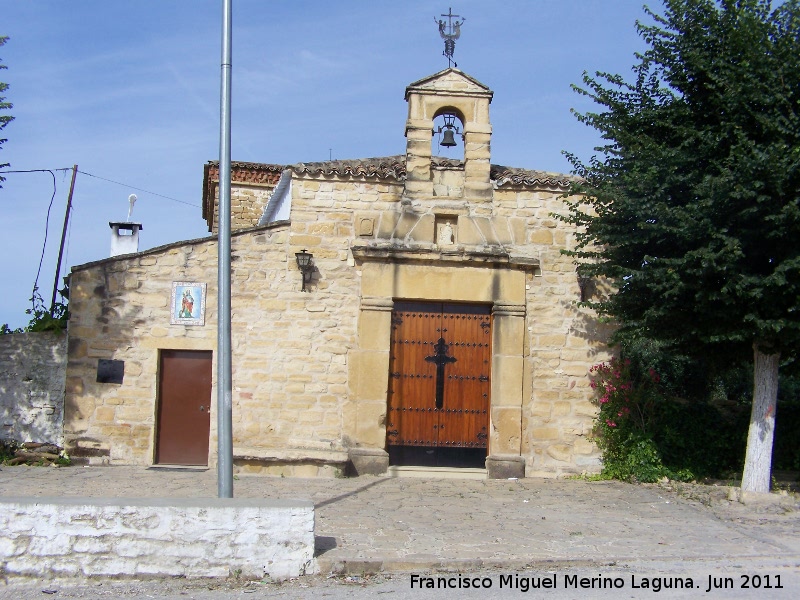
[171,282,206,325]
[179,288,196,318]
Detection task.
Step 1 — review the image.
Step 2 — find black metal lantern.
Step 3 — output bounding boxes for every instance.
[295,249,314,292]
[577,272,592,302]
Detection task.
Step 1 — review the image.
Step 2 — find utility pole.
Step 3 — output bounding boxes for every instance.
[50,164,78,316]
[217,0,234,498]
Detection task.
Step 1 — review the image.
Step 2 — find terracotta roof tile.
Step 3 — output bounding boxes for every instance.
[490,164,578,189]
[291,156,406,180]
[207,157,577,190]
[289,156,576,189]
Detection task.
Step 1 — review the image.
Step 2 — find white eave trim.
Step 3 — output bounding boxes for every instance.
[258,169,292,225]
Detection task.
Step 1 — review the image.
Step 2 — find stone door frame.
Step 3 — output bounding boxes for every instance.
[347,256,530,478]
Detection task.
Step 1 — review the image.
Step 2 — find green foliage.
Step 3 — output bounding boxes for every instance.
[0,36,12,184]
[562,0,800,488]
[590,345,799,481]
[773,377,800,470]
[653,392,749,477]
[0,439,18,462]
[604,437,674,484]
[54,450,71,467]
[25,288,68,333]
[1,287,69,335]
[618,338,751,477]
[562,0,800,360]
[590,357,682,482]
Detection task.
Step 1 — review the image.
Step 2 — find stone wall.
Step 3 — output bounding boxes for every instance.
[64,221,364,474]
[0,332,66,445]
[346,179,609,476]
[494,188,612,477]
[206,182,278,234]
[65,169,609,477]
[292,173,610,477]
[0,496,315,579]
[203,162,283,233]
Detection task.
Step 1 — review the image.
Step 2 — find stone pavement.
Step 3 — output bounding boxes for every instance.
[1,466,798,574]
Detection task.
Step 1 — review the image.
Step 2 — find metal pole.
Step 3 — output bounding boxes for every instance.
[50,164,78,316]
[217,0,234,498]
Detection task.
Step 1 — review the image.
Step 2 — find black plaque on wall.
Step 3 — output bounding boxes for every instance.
[96,359,124,384]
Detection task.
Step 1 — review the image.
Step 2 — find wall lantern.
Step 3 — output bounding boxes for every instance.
[577,272,592,302]
[295,249,314,292]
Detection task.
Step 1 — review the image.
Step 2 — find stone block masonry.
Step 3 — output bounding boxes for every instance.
[67,67,612,478]
[0,497,316,579]
[65,218,370,472]
[65,168,610,477]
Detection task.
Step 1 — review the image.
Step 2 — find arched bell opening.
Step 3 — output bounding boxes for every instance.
[431,108,466,161]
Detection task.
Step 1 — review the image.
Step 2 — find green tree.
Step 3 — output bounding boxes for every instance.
[562,0,800,493]
[0,36,12,186]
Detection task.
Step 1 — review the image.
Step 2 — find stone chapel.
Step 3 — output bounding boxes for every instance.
[63,68,610,479]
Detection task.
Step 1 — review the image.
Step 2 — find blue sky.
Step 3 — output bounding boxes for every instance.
[1,0,649,329]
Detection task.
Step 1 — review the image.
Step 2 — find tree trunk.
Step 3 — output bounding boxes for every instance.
[740,344,779,493]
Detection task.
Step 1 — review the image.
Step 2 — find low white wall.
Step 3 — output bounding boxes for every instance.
[0,497,316,579]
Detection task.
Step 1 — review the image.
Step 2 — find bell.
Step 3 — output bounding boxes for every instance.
[441,128,457,147]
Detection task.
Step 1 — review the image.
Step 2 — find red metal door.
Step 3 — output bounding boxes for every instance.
[155,350,212,465]
[386,302,491,467]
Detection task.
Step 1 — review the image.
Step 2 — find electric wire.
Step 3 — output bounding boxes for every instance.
[76,170,200,207]
[31,170,58,302]
[0,168,71,174]
[1,166,198,315]
[0,168,200,207]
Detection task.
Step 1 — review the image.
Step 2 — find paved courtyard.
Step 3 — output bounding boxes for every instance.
[1,466,798,574]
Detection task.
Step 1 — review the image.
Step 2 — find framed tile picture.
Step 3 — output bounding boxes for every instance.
[170,282,207,326]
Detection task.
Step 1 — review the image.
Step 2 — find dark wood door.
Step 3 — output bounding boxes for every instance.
[155,350,212,465]
[387,302,491,467]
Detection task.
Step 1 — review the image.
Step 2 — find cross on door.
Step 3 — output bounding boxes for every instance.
[425,337,457,409]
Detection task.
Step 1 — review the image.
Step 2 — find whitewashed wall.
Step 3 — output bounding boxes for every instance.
[0,332,66,445]
[0,497,316,579]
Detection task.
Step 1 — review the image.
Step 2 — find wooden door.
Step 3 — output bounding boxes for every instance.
[386,302,491,467]
[155,350,212,465]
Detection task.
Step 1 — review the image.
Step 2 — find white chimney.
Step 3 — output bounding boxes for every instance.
[109,194,142,257]
[109,222,142,257]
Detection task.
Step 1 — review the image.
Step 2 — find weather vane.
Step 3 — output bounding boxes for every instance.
[435,7,465,68]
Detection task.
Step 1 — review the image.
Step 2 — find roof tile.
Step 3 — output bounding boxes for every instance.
[208,157,577,189]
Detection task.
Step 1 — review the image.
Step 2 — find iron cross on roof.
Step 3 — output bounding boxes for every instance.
[435,7,465,68]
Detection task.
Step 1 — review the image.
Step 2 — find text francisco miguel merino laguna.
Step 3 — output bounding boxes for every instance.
[410,573,784,593]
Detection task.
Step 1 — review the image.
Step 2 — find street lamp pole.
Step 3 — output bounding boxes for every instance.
[217,0,234,498]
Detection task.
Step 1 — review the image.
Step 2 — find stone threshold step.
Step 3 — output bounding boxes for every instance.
[147,465,209,472]
[385,466,487,480]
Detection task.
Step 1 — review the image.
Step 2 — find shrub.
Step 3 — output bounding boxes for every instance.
[589,351,800,482]
[0,439,18,462]
[590,358,692,482]
[24,288,68,333]
[1,287,69,335]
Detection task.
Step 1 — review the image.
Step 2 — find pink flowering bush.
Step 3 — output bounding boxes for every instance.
[590,358,661,435]
[589,357,677,482]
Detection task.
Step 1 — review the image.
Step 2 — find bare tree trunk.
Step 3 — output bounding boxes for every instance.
[741,344,779,493]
